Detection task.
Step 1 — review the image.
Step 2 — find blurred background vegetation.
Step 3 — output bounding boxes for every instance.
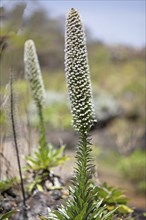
[0,2,145,209]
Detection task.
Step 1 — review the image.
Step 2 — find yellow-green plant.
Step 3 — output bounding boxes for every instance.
[94,182,133,215]
[48,8,116,220]
[0,210,16,220]
[25,144,68,192]
[0,178,17,194]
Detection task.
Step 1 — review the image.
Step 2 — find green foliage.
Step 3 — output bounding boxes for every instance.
[0,210,16,220]
[94,183,133,215]
[48,135,117,220]
[0,178,17,194]
[48,199,116,220]
[25,144,68,192]
[26,144,68,171]
[118,150,146,193]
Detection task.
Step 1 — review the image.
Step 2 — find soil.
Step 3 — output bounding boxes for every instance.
[0,173,67,220]
[1,188,64,220]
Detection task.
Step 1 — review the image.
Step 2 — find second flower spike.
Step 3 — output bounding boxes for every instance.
[24,39,45,107]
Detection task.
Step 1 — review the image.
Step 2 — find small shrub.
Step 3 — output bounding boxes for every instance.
[118,149,146,193]
[0,178,17,194]
[94,182,133,215]
[0,210,16,220]
[25,144,68,192]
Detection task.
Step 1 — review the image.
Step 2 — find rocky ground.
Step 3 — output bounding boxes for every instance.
[0,130,145,219]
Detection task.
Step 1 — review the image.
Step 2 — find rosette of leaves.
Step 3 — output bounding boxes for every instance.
[25,144,68,193]
[94,183,133,216]
[48,8,116,220]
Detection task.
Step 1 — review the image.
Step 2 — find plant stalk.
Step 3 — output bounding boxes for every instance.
[10,74,27,213]
[37,103,47,150]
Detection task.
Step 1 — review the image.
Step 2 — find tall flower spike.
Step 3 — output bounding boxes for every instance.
[24,39,45,107]
[48,9,117,220]
[65,8,96,133]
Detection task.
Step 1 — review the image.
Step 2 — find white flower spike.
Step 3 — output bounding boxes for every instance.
[24,39,45,107]
[65,8,96,133]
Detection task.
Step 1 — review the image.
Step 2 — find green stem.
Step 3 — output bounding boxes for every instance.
[37,103,47,150]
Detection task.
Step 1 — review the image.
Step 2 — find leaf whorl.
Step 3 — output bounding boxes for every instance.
[65,8,96,133]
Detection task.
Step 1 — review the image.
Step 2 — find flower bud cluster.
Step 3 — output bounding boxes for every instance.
[24,40,45,107]
[65,8,96,133]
